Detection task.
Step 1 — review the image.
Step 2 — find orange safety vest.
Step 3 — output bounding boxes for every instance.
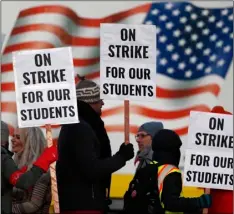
[150,161,183,214]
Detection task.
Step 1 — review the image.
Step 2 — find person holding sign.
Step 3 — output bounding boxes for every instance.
[207,106,233,214]
[56,79,134,214]
[1,122,57,214]
[150,129,212,213]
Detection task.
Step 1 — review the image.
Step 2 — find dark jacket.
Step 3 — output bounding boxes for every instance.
[152,129,202,214]
[56,101,126,212]
[1,147,44,214]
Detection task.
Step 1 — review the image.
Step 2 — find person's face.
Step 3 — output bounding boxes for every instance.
[11,128,24,153]
[135,131,152,151]
[90,99,104,116]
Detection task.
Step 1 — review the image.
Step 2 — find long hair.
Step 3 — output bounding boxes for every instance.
[14,127,46,169]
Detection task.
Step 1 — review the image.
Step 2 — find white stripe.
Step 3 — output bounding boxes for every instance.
[157,74,224,89]
[14,13,146,38]
[1,91,218,111]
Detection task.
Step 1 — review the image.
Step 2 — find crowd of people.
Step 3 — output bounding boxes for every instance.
[1,79,232,214]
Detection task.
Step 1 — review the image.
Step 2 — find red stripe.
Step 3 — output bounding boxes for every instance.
[3,41,54,54]
[157,84,220,98]
[11,24,100,46]
[18,4,151,27]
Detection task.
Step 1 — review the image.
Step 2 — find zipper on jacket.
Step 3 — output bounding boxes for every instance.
[92,184,95,199]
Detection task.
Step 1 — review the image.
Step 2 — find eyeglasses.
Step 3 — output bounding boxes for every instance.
[135,133,150,140]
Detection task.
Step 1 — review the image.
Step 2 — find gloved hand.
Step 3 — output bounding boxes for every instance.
[118,143,134,161]
[198,194,212,208]
[33,145,57,172]
[9,166,28,186]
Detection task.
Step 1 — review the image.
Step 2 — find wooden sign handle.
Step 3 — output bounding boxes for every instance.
[124,100,130,144]
[45,124,60,213]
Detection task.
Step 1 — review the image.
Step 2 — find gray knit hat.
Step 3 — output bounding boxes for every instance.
[1,121,9,143]
[76,79,100,104]
[138,121,164,138]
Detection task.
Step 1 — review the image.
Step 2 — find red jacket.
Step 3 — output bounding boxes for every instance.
[208,106,233,214]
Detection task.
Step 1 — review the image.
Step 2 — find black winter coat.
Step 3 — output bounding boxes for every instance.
[56,101,126,212]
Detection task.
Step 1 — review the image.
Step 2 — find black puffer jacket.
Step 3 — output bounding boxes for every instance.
[56,101,126,212]
[152,129,202,214]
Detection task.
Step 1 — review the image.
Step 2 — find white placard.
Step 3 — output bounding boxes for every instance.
[183,149,233,190]
[187,111,233,152]
[100,23,157,101]
[13,47,79,127]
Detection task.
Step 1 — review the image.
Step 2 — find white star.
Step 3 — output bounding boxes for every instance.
[159,15,167,21]
[191,34,198,41]
[178,62,186,70]
[208,16,216,22]
[210,54,217,62]
[166,44,174,52]
[166,22,174,29]
[196,42,203,49]
[205,67,212,73]
[178,39,186,46]
[202,9,209,16]
[165,3,173,10]
[180,17,187,24]
[230,33,233,39]
[203,48,211,56]
[185,5,193,12]
[197,21,205,28]
[224,45,231,53]
[216,40,223,47]
[151,9,159,15]
[216,21,224,28]
[172,53,179,61]
[159,35,167,43]
[202,28,210,35]
[185,70,192,78]
[191,13,198,20]
[156,27,161,34]
[173,29,181,37]
[156,50,160,56]
[222,27,229,34]
[228,14,233,21]
[197,63,204,70]
[210,34,217,41]
[160,58,167,66]
[221,9,228,16]
[185,25,192,32]
[145,20,153,25]
[185,48,192,55]
[217,59,225,67]
[190,56,197,64]
[167,67,174,74]
[172,9,180,16]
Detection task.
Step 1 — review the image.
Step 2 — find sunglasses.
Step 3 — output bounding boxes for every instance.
[135,133,150,140]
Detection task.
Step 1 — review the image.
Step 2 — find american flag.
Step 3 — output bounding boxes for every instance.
[1,2,233,149]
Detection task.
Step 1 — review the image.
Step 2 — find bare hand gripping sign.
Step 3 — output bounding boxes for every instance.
[100,24,156,101]
[184,111,233,190]
[13,47,79,127]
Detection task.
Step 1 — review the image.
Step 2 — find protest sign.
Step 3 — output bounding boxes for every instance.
[184,149,233,190]
[100,23,157,102]
[187,111,233,152]
[184,111,233,191]
[13,47,79,127]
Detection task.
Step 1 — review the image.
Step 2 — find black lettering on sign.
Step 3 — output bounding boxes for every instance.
[129,68,151,80]
[229,136,233,148]
[34,53,51,67]
[120,28,136,41]
[148,86,154,97]
[186,171,192,182]
[209,117,224,130]
[47,89,71,101]
[230,174,233,185]
[103,83,109,94]
[23,72,30,85]
[190,154,210,166]
[106,67,125,78]
[22,91,43,104]
[213,156,233,169]
[21,110,27,121]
